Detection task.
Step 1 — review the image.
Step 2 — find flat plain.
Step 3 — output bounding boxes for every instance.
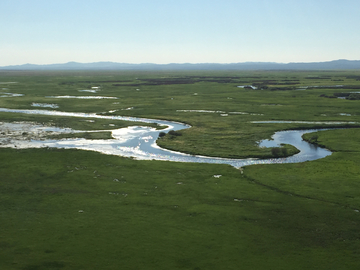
[1,70,360,269]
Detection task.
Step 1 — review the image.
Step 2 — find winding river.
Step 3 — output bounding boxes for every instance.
[0,107,342,168]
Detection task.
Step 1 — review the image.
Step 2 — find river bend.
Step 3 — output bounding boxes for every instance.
[0,108,334,168]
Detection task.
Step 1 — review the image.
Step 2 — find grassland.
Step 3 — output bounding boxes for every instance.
[1,70,360,269]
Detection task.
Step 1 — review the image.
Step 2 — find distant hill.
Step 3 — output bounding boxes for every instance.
[1,59,360,71]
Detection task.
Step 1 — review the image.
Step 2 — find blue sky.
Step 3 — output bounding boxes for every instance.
[1,0,360,65]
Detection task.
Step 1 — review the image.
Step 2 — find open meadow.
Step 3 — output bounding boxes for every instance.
[1,70,360,269]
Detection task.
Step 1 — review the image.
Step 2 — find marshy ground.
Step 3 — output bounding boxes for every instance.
[1,70,360,269]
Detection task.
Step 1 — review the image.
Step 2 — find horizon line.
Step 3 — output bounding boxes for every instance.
[2,58,359,67]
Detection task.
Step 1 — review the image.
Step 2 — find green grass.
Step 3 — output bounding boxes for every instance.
[1,148,360,270]
[1,70,360,269]
[3,70,360,158]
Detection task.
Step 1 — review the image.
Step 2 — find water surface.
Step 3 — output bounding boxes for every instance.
[46,96,118,99]
[0,107,338,168]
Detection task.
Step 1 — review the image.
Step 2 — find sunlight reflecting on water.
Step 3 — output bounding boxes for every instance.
[0,108,337,168]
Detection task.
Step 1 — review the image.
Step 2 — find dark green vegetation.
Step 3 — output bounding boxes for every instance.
[1,70,360,269]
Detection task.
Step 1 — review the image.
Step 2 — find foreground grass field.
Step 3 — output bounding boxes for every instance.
[1,70,360,269]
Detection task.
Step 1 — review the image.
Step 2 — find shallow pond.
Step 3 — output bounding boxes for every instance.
[0,93,24,97]
[0,107,343,168]
[31,103,59,108]
[78,89,99,93]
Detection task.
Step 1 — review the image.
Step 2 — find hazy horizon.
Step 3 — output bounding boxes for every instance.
[2,0,360,66]
[2,59,359,67]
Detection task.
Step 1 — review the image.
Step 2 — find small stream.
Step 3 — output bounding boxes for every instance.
[0,107,339,168]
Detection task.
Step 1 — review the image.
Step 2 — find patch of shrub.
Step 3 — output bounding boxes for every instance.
[168,130,182,136]
[271,147,282,157]
[271,147,288,157]
[309,135,318,143]
[320,94,339,99]
[348,93,360,100]
[333,92,350,98]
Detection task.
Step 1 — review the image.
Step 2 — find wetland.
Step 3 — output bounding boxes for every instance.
[0,108,334,167]
[1,70,360,270]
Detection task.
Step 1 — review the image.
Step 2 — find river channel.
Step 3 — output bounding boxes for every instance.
[0,107,338,168]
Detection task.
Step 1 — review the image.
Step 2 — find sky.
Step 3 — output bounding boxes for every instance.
[1,0,360,66]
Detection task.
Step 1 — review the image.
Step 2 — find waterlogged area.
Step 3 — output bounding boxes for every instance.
[252,120,359,124]
[176,110,264,116]
[0,107,338,168]
[46,95,118,99]
[78,87,100,93]
[237,85,257,89]
[0,93,24,97]
[31,103,59,108]
[297,85,345,90]
[0,122,76,142]
[78,90,98,93]
[177,109,226,113]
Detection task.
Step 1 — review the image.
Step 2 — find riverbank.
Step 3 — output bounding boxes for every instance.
[0,109,338,168]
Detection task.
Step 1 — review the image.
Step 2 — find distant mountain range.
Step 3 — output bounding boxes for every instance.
[1,59,360,71]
